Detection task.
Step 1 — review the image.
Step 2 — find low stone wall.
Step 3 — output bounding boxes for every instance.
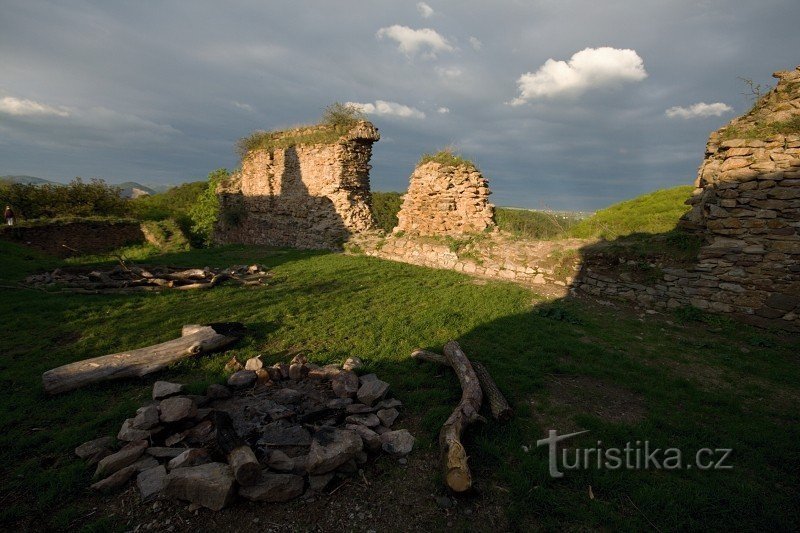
[354,233,584,295]
[0,219,145,257]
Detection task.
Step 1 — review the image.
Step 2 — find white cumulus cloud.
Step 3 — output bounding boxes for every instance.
[376,25,453,58]
[510,47,648,104]
[469,37,483,51]
[346,100,426,119]
[665,102,732,119]
[437,107,450,114]
[417,2,434,18]
[0,96,70,117]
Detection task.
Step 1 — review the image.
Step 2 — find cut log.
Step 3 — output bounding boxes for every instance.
[42,323,245,394]
[412,349,512,422]
[162,269,208,281]
[213,411,261,486]
[439,341,483,492]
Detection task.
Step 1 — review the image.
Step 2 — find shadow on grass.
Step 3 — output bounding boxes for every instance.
[1,233,798,531]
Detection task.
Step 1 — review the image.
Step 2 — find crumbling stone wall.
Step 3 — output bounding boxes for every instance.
[0,219,144,257]
[215,121,379,249]
[394,161,495,235]
[579,67,800,331]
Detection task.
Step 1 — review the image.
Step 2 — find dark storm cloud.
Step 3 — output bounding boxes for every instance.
[1,0,798,209]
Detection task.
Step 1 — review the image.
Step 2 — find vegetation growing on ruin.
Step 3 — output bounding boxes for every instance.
[235,103,365,157]
[720,115,800,140]
[418,147,479,171]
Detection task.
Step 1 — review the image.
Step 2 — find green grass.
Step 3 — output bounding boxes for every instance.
[235,103,364,157]
[0,240,798,531]
[495,208,583,239]
[720,115,800,140]
[418,148,479,171]
[567,185,693,239]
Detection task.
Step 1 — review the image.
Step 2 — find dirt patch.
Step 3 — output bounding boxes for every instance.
[531,375,646,432]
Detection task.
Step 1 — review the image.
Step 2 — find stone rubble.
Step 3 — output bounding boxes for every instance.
[76,359,414,511]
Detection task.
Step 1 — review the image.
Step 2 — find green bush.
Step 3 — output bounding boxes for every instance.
[188,169,229,247]
[0,178,128,220]
[371,191,403,232]
[567,185,693,239]
[129,181,206,221]
[321,102,364,129]
[129,181,206,244]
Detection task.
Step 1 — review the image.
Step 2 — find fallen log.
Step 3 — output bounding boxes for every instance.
[440,341,483,492]
[42,323,245,394]
[412,349,513,422]
[213,410,261,486]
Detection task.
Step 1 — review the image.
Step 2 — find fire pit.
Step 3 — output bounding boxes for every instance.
[76,355,414,511]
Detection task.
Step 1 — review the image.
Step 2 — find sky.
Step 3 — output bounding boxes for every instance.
[1,1,799,210]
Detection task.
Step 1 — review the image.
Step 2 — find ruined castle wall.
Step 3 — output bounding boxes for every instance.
[577,67,800,331]
[395,162,495,235]
[215,122,379,249]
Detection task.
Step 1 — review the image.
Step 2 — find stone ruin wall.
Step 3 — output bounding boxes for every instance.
[578,67,800,330]
[394,161,495,235]
[215,121,379,249]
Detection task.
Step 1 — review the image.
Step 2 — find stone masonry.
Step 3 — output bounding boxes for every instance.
[215,121,379,249]
[395,161,495,235]
[578,67,800,330]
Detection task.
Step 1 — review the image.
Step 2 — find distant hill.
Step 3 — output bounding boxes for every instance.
[116,181,156,199]
[0,175,173,199]
[0,175,60,186]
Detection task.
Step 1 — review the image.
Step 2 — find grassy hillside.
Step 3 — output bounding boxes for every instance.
[494,208,583,239]
[0,240,797,531]
[567,185,693,239]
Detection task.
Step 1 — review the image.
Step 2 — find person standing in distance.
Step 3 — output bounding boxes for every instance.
[4,205,14,226]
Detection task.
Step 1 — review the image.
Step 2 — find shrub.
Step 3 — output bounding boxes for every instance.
[188,168,229,247]
[321,102,364,129]
[371,191,403,232]
[0,178,128,220]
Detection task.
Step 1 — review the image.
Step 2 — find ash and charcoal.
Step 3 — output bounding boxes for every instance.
[76,355,414,511]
